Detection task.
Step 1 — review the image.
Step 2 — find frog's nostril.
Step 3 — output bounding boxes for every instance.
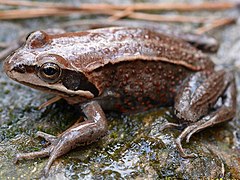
[13,64,26,73]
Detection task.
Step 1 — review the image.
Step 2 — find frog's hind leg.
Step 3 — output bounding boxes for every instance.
[185,75,236,142]
[174,70,237,158]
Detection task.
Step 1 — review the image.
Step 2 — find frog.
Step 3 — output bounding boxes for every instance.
[4,27,237,175]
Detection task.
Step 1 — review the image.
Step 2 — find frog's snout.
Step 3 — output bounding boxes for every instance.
[4,52,26,80]
[4,53,15,74]
[4,47,36,77]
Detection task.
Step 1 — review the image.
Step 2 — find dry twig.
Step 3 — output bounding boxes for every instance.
[0,0,237,26]
[195,17,236,34]
[0,8,120,20]
[108,7,134,21]
[0,0,238,11]
[0,8,213,24]
[0,0,237,35]
[127,12,208,23]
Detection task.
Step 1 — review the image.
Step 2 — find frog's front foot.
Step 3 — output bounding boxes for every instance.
[15,101,108,176]
[14,131,62,175]
[14,131,57,161]
[14,141,53,164]
[36,131,58,143]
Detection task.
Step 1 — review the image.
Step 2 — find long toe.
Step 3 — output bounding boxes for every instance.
[36,131,57,143]
[176,137,196,158]
[15,146,51,163]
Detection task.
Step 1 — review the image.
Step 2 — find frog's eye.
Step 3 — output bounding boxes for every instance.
[38,62,61,83]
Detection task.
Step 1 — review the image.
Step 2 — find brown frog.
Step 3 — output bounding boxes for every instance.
[4,27,237,175]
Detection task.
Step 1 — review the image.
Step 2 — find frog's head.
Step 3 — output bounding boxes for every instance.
[4,31,99,102]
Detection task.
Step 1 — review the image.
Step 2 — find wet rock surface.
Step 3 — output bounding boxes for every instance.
[0,1,240,179]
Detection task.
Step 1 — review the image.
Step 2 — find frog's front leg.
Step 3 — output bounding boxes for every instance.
[174,70,236,157]
[15,101,107,176]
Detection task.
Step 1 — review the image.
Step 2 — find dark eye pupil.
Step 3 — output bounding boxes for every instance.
[39,62,61,83]
[43,67,57,76]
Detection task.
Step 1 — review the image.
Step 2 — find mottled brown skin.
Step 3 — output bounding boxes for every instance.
[90,61,191,112]
[4,27,236,176]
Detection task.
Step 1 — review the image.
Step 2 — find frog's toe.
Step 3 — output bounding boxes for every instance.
[42,153,58,177]
[43,166,50,177]
[175,137,197,158]
[159,122,181,131]
[186,128,198,143]
[14,146,51,163]
[174,124,199,158]
[36,131,57,144]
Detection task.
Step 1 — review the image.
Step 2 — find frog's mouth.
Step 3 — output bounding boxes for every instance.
[5,68,95,100]
[20,79,94,98]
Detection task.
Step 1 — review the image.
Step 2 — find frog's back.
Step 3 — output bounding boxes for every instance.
[48,27,214,72]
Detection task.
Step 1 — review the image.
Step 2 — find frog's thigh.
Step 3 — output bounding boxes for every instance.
[185,75,236,141]
[174,70,236,157]
[174,70,235,121]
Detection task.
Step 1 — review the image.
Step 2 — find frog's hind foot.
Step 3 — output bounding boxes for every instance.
[174,70,236,158]
[175,119,205,158]
[176,101,236,158]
